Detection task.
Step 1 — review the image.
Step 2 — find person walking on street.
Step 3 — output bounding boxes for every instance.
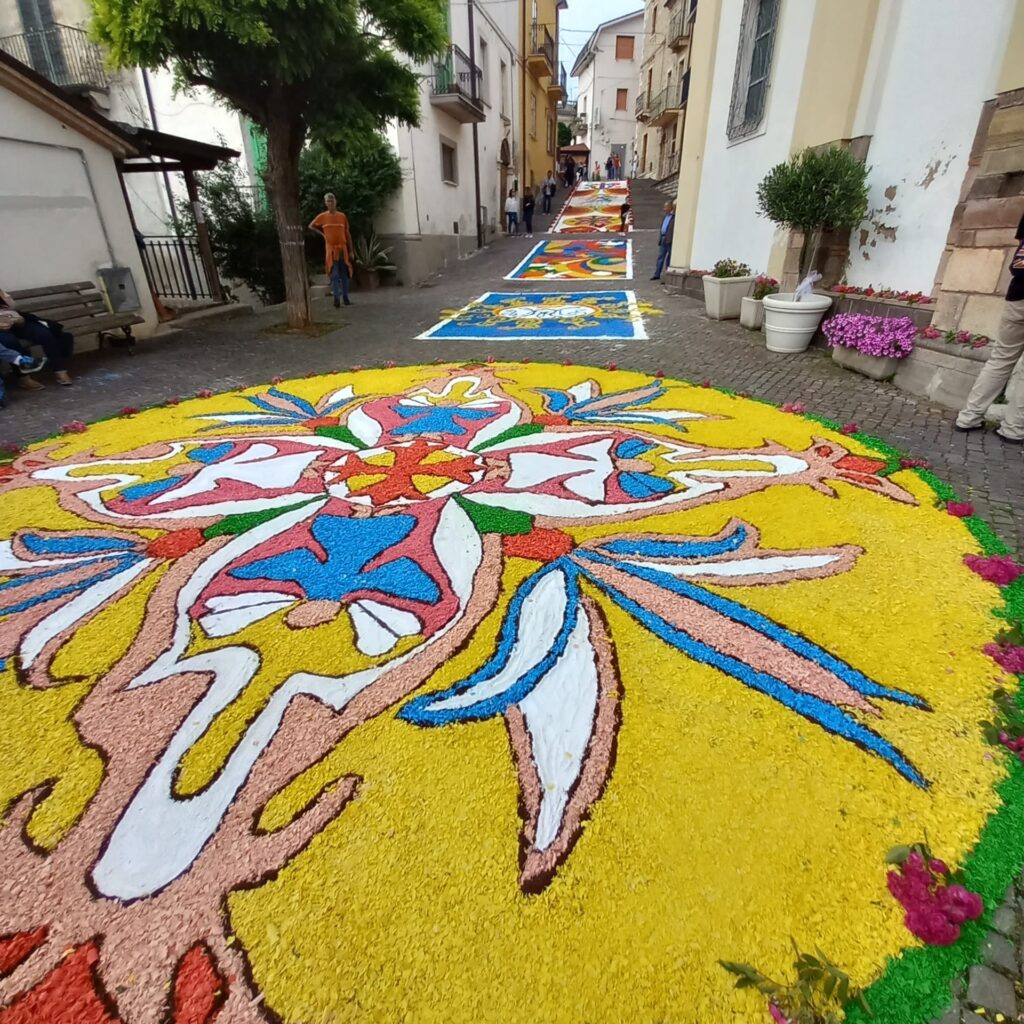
[542,171,557,214]
[956,213,1024,443]
[605,156,614,181]
[613,153,622,179]
[630,151,639,178]
[505,189,520,235]
[651,201,676,280]
[523,188,536,238]
[309,193,354,308]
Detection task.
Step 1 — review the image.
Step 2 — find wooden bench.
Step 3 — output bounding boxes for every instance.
[9,281,146,355]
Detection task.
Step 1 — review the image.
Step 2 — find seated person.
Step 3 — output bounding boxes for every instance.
[0,340,45,407]
[0,287,74,387]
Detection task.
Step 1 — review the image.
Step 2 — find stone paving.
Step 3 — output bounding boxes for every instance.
[1,179,1023,1022]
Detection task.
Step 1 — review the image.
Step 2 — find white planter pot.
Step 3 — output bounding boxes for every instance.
[831,344,901,381]
[739,296,764,330]
[762,292,833,353]
[703,275,756,320]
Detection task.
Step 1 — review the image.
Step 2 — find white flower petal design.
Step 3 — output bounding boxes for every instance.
[350,599,422,656]
[199,592,298,638]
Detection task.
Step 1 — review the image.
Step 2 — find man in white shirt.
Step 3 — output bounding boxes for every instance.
[504,190,520,235]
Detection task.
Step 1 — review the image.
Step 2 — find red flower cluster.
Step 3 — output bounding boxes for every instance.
[0,441,22,455]
[840,423,859,435]
[887,852,982,946]
[780,402,806,414]
[60,420,87,434]
[272,375,285,384]
[947,501,975,518]
[195,389,214,399]
[964,554,1024,587]
[165,396,181,407]
[900,457,931,469]
[120,406,140,417]
[832,284,933,304]
[996,730,1024,762]
[984,642,1024,675]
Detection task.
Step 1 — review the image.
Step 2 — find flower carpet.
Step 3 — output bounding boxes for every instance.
[417,291,647,340]
[0,363,1022,1024]
[550,179,632,234]
[504,239,633,281]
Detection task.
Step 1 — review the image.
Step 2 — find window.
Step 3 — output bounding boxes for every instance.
[727,0,780,141]
[478,38,488,104]
[616,88,628,111]
[440,139,458,185]
[614,35,634,61]
[530,92,537,138]
[500,59,508,116]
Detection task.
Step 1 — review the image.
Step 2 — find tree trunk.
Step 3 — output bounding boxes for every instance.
[264,104,309,330]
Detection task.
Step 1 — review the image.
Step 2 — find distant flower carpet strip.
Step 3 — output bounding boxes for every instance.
[0,363,1021,1024]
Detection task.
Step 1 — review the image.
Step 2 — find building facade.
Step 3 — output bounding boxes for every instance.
[635,0,697,180]
[671,0,1024,341]
[571,10,643,177]
[522,0,568,190]
[0,0,255,236]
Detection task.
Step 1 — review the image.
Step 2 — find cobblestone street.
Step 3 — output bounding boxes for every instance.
[3,181,1022,556]
[2,180,1024,1024]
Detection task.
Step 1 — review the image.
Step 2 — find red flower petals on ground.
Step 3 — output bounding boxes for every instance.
[947,502,975,518]
[984,643,1024,675]
[964,554,1024,587]
[60,421,87,434]
[780,403,806,414]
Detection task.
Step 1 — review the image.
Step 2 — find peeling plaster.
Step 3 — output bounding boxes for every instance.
[859,228,870,247]
[884,185,898,201]
[874,223,898,242]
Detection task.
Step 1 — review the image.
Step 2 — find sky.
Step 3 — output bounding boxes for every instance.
[559,0,644,98]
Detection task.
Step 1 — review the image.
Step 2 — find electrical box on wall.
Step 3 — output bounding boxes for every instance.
[97,267,142,313]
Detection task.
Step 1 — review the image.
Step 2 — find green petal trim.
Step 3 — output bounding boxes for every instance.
[452,496,533,536]
[473,423,545,451]
[203,498,321,539]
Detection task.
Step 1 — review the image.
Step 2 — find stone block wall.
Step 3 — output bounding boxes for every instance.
[933,88,1024,337]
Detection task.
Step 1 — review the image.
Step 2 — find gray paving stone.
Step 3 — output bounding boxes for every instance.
[992,902,1018,939]
[981,930,1017,973]
[966,964,1017,1017]
[930,1006,961,1024]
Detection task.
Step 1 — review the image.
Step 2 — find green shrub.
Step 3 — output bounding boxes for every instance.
[756,146,869,277]
[711,258,752,279]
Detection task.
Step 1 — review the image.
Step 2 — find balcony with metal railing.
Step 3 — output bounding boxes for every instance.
[527,21,555,78]
[667,8,692,50]
[0,23,110,91]
[635,90,650,121]
[429,43,485,124]
[548,60,567,102]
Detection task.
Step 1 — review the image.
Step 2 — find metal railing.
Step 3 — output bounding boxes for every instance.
[635,90,649,118]
[530,22,555,71]
[668,151,681,176]
[559,62,567,94]
[668,8,692,47]
[0,24,110,90]
[648,86,669,121]
[432,43,482,104]
[139,236,214,301]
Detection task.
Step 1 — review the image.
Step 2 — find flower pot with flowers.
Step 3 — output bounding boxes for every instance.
[757,146,869,353]
[823,313,917,380]
[740,276,779,330]
[702,258,756,320]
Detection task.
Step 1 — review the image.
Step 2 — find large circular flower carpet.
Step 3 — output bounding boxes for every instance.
[0,363,1022,1024]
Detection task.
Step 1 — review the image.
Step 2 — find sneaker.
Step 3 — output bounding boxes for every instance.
[344,298,351,306]
[996,431,1024,445]
[16,355,45,375]
[953,420,985,433]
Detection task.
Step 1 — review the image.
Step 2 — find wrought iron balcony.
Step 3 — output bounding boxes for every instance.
[0,24,110,91]
[527,21,555,78]
[667,8,691,50]
[430,44,484,124]
[649,85,681,127]
[635,90,650,120]
[548,60,567,101]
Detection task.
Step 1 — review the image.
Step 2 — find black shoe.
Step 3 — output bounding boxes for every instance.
[996,431,1024,445]
[954,421,984,433]
[344,298,351,306]
[650,275,660,280]
[333,299,340,308]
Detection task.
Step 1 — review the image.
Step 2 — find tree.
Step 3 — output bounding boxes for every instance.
[92,0,446,328]
[756,146,869,280]
[557,121,572,149]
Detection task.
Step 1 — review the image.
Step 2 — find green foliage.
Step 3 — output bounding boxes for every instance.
[720,941,871,1024]
[298,137,402,238]
[557,121,572,148]
[184,162,285,305]
[90,0,447,138]
[353,230,396,273]
[711,258,752,279]
[757,146,870,237]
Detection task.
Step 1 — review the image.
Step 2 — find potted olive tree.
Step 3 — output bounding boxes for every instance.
[756,146,869,353]
[702,258,756,320]
[353,230,397,290]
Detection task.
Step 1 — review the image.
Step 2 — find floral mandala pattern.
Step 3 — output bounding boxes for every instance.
[0,364,1016,1023]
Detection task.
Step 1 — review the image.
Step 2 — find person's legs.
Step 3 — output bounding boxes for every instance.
[957,301,1024,432]
[652,242,670,280]
[330,259,343,305]
[0,333,25,368]
[339,261,351,305]
[524,212,533,236]
[12,320,71,375]
[999,343,1024,441]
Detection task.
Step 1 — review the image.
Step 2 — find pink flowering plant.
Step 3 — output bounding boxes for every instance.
[919,325,990,349]
[823,314,917,360]
[831,283,933,305]
[720,941,871,1023]
[753,275,780,300]
[886,843,983,946]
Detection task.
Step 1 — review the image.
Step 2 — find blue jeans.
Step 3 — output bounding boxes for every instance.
[652,239,671,279]
[506,213,519,234]
[1,321,73,371]
[542,192,552,213]
[330,259,350,303]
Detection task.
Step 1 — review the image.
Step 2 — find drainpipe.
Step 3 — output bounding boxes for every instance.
[467,0,485,249]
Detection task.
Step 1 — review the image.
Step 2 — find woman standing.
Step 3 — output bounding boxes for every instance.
[523,188,536,238]
[505,189,520,235]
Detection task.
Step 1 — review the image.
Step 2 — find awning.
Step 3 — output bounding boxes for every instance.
[116,127,239,174]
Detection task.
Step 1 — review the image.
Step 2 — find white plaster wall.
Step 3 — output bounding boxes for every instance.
[574,13,644,173]
[844,0,1014,292]
[689,0,816,273]
[0,87,159,334]
[379,0,520,251]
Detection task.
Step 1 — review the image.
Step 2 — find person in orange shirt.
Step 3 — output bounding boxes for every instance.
[309,193,354,307]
